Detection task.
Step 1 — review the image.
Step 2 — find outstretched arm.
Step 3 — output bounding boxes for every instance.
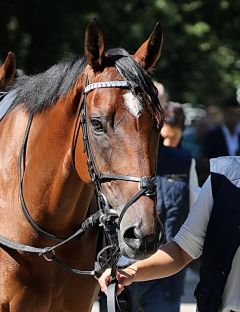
[99,241,193,294]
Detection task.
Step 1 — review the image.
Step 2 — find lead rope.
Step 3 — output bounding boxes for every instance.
[107,266,120,312]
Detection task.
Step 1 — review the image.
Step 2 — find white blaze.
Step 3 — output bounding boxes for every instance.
[123,92,142,117]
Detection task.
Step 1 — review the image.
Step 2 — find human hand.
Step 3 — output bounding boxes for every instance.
[98,266,137,295]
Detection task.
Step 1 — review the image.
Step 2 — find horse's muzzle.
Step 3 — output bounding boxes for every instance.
[119,219,163,260]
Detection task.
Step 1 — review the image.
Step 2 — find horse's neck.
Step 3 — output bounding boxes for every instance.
[23,96,93,235]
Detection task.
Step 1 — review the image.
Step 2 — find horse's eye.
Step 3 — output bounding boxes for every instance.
[90,118,104,133]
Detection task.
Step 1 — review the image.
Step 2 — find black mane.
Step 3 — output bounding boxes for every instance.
[9,55,86,114]
[9,49,164,125]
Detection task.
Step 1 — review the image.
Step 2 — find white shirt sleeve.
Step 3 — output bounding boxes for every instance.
[173,176,213,259]
[189,158,200,209]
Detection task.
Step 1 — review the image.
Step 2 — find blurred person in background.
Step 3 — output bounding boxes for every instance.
[183,104,224,186]
[196,104,224,146]
[202,95,240,159]
[160,101,186,147]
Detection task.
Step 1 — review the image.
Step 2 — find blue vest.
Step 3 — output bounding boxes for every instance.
[156,145,192,296]
[194,156,240,312]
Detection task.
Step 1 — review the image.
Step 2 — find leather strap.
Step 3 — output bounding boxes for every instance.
[107,268,120,312]
[99,173,143,183]
[117,187,147,226]
[84,81,129,94]
[107,282,118,312]
[18,114,66,241]
[0,233,45,253]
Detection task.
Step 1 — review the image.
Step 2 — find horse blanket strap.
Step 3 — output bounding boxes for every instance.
[0,92,7,101]
[84,81,129,94]
[0,90,17,121]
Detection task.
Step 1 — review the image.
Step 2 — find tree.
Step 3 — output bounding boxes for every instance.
[0,0,239,106]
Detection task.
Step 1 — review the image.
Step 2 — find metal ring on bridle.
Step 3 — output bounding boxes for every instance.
[98,192,110,210]
[42,248,56,262]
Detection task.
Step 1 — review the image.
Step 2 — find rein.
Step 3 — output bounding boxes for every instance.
[0,80,157,310]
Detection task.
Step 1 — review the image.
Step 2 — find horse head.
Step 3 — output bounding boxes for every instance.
[74,21,165,260]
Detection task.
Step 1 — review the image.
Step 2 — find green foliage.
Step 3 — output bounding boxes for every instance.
[0,0,239,106]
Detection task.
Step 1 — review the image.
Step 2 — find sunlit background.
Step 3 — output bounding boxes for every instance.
[1,0,239,106]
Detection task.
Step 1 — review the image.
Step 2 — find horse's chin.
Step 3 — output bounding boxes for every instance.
[118,238,160,260]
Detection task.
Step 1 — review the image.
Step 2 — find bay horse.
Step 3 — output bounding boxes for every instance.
[0,21,164,311]
[0,51,16,91]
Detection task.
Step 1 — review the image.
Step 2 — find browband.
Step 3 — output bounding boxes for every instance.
[84,81,129,94]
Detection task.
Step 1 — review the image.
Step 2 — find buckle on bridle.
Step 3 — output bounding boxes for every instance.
[99,209,118,227]
[139,176,156,196]
[41,247,56,262]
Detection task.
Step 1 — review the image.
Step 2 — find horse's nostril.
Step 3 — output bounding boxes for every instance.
[123,226,142,247]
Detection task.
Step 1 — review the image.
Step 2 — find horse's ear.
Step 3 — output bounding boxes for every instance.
[133,22,163,71]
[1,51,16,82]
[85,19,105,72]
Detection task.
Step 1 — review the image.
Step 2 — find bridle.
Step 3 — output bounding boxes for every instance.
[80,80,156,227]
[0,79,157,310]
[75,79,157,311]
